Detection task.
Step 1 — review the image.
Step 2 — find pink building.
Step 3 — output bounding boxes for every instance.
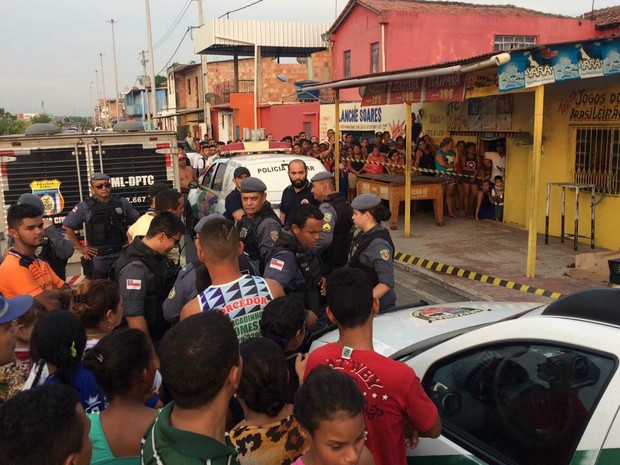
[329,0,600,100]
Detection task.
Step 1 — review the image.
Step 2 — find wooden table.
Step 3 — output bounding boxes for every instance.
[357,174,444,229]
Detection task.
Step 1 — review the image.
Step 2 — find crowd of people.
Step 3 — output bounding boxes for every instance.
[0,133,446,465]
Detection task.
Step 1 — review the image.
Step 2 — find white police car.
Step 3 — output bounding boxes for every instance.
[311,288,620,465]
[187,144,327,220]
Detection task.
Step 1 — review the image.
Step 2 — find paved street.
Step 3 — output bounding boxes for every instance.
[393,265,470,307]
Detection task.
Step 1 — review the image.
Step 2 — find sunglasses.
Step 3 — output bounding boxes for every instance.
[165,233,181,246]
[93,183,111,189]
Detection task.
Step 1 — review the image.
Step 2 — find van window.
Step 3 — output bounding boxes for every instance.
[201,164,216,187]
[212,163,228,192]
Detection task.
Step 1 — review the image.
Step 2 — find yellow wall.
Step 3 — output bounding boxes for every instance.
[539,78,620,251]
[421,80,620,251]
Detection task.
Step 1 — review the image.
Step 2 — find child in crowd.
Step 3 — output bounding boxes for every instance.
[83,328,159,465]
[293,365,375,465]
[29,310,106,413]
[14,298,45,371]
[70,279,123,350]
[0,294,35,403]
[305,268,441,465]
[259,296,308,403]
[493,175,505,222]
[230,337,308,465]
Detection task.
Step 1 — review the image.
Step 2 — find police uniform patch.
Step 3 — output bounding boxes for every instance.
[322,223,331,232]
[115,207,123,214]
[126,279,142,290]
[324,213,333,223]
[380,249,391,260]
[270,231,279,241]
[167,287,176,300]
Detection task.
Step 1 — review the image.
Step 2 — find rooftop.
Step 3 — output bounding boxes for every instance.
[331,0,570,32]
[582,5,620,30]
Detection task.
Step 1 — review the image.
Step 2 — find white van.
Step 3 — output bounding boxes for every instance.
[187,153,327,220]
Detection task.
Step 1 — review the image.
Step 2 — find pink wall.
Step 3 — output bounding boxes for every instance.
[333,4,598,100]
[259,102,320,141]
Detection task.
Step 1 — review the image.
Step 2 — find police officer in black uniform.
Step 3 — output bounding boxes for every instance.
[12,193,75,280]
[349,193,396,311]
[63,173,140,279]
[114,212,184,342]
[263,203,324,314]
[236,177,282,273]
[310,171,354,276]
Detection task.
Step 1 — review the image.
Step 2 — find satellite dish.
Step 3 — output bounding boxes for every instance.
[296,57,308,64]
[205,92,216,104]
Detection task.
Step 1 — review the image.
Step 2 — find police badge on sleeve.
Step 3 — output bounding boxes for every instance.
[380,249,391,260]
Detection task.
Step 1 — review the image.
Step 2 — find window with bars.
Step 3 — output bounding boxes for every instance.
[371,43,379,73]
[574,126,620,195]
[344,50,351,78]
[494,35,536,51]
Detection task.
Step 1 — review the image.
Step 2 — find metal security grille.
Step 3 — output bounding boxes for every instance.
[493,35,536,51]
[574,126,620,195]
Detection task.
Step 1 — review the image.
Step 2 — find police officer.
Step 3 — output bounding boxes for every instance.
[236,177,282,272]
[263,203,324,314]
[310,171,354,276]
[114,212,184,342]
[162,215,256,324]
[349,193,396,311]
[13,193,74,280]
[63,173,140,279]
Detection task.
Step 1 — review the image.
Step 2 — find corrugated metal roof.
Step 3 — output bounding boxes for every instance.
[194,19,331,57]
[331,0,573,33]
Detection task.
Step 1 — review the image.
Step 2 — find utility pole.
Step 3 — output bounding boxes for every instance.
[140,50,151,124]
[89,81,95,126]
[198,0,211,138]
[145,0,157,129]
[95,70,100,125]
[99,53,107,125]
[107,19,121,121]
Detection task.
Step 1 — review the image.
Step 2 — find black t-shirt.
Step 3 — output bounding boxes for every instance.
[224,189,243,221]
[280,182,317,226]
[369,143,390,155]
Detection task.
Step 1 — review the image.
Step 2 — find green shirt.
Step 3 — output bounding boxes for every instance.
[141,402,240,465]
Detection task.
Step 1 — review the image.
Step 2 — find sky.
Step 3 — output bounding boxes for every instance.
[1,0,617,116]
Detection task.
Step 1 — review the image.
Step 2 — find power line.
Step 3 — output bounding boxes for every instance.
[157,27,191,75]
[154,0,192,50]
[218,0,263,19]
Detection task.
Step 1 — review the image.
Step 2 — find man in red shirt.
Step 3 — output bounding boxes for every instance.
[305,267,441,465]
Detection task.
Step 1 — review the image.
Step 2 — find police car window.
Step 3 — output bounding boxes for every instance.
[423,344,615,465]
[212,163,227,192]
[201,164,217,188]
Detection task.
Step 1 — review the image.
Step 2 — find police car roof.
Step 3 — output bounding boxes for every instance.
[219,141,291,156]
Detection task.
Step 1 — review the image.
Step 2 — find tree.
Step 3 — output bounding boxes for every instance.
[0,108,28,135]
[155,75,167,87]
[31,113,51,124]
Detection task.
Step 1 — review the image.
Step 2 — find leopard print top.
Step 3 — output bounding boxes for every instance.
[229,415,308,465]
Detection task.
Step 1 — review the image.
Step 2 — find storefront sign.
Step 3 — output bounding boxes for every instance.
[361,75,463,106]
[320,103,420,140]
[499,37,620,92]
[557,88,620,122]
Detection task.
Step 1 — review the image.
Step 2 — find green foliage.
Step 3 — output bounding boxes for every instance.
[0,108,29,135]
[31,113,51,124]
[155,75,167,87]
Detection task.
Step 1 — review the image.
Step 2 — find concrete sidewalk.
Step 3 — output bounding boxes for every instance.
[389,209,611,304]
